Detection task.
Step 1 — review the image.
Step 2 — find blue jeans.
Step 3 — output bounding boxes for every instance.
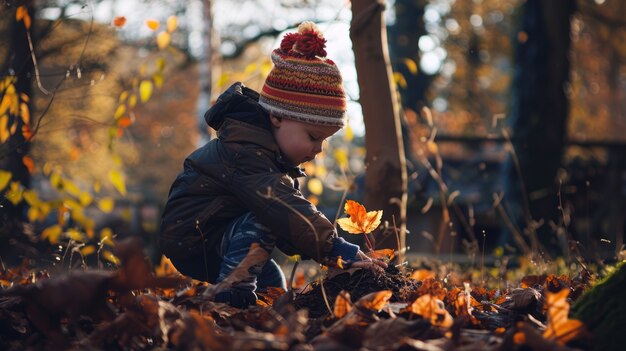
[217,212,286,292]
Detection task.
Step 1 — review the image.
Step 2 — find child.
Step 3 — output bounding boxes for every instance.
[160,22,386,308]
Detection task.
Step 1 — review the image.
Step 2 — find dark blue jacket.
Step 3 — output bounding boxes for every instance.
[160,83,354,264]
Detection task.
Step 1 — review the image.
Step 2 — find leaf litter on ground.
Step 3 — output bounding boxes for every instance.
[0,238,606,351]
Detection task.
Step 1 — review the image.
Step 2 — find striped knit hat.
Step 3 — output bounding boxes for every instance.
[259,22,347,127]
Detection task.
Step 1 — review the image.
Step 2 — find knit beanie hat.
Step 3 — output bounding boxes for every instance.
[259,22,347,127]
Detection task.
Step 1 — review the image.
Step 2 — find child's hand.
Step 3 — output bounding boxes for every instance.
[349,250,388,272]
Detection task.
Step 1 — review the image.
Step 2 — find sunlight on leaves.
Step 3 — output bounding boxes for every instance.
[369,248,395,261]
[100,228,115,246]
[16,6,31,29]
[410,269,435,281]
[543,289,584,344]
[6,181,23,205]
[112,16,126,28]
[66,228,85,242]
[407,294,453,328]
[22,155,35,174]
[358,290,392,311]
[139,80,153,102]
[403,58,418,75]
[145,19,160,31]
[114,104,126,119]
[307,178,323,196]
[41,224,62,244]
[333,148,348,170]
[343,124,353,142]
[337,200,383,235]
[0,116,9,143]
[156,57,166,72]
[108,170,127,196]
[80,245,96,256]
[22,189,39,206]
[157,31,171,49]
[393,72,407,89]
[166,16,177,33]
[333,291,352,318]
[19,102,29,124]
[0,170,11,191]
[101,250,120,265]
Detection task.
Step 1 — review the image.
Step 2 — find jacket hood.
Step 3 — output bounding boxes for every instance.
[204,82,271,131]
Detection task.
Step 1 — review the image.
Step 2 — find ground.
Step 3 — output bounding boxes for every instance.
[0,238,619,351]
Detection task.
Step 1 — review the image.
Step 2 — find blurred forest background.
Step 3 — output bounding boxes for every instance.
[0,0,624,271]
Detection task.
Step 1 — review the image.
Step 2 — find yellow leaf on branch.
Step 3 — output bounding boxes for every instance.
[16,6,31,29]
[145,19,160,31]
[98,197,115,213]
[6,181,23,205]
[139,80,153,102]
[108,170,127,196]
[156,31,171,49]
[112,16,126,28]
[307,178,323,196]
[166,16,177,33]
[0,170,11,191]
[41,224,62,244]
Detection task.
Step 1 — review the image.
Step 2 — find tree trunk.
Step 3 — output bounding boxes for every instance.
[195,0,216,146]
[350,0,407,252]
[504,0,575,254]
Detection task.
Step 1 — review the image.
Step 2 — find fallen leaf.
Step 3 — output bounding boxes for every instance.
[542,289,584,344]
[369,248,395,261]
[333,291,352,318]
[410,269,435,281]
[406,294,453,328]
[357,290,392,311]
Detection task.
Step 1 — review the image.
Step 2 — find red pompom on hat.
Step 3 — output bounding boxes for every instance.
[259,21,346,127]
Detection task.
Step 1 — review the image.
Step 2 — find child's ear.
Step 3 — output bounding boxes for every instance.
[270,115,282,128]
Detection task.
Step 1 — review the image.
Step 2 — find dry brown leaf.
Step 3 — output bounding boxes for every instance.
[502,288,542,310]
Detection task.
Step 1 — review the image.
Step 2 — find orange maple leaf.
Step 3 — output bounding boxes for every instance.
[369,248,395,261]
[542,289,584,344]
[336,200,382,234]
[357,290,392,311]
[406,294,453,328]
[112,16,126,28]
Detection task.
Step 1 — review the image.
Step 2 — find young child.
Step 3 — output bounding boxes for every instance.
[160,22,386,308]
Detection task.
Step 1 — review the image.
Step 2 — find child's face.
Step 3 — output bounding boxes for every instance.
[270,115,340,165]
